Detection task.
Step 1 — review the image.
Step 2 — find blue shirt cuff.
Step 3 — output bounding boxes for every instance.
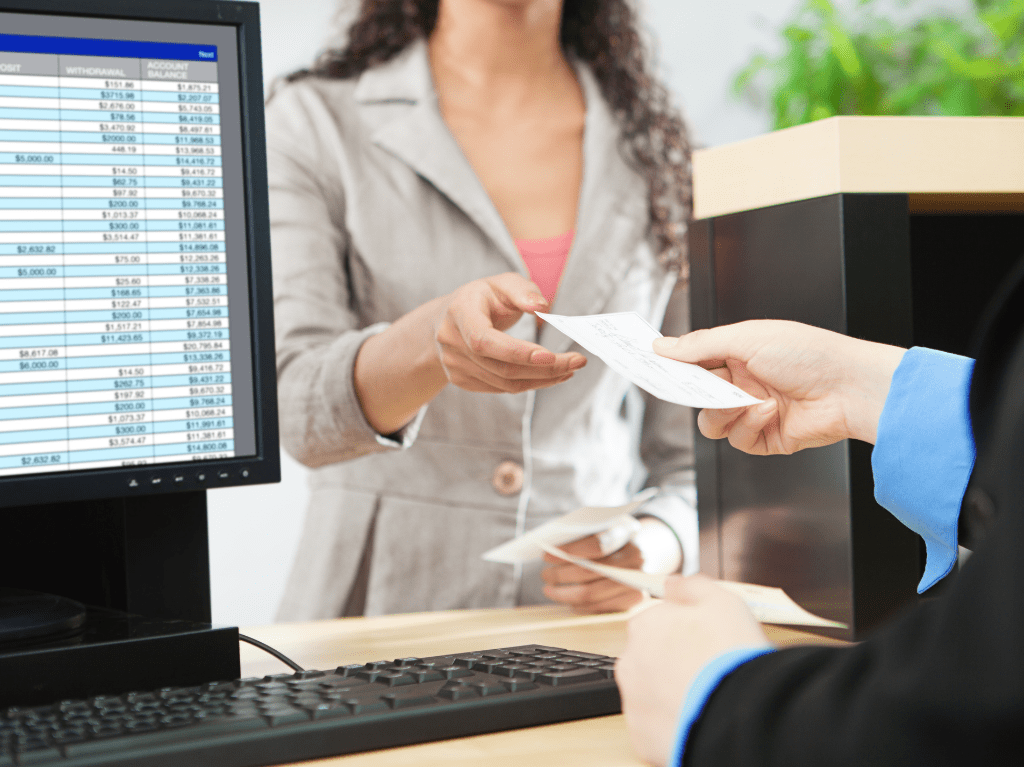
[871,347,975,593]
[669,645,775,766]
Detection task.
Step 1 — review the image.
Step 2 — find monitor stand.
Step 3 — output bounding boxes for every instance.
[0,491,240,708]
[0,589,87,646]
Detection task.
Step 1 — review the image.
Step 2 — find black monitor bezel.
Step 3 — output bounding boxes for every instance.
[0,0,279,508]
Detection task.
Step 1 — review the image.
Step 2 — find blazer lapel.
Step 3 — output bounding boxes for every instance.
[354,42,651,353]
[538,65,650,353]
[354,41,526,277]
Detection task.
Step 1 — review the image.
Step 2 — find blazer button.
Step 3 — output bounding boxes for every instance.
[492,461,524,496]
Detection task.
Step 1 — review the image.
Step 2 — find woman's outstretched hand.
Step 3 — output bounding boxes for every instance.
[355,272,585,435]
[432,272,586,394]
[653,320,906,453]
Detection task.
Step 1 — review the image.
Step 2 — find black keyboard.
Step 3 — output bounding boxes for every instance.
[0,645,620,767]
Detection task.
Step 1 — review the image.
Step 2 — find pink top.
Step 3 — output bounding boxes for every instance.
[514,230,574,305]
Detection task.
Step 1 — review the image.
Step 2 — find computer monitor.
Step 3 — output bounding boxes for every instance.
[0,0,277,706]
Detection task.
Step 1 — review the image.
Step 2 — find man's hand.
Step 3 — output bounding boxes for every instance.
[653,320,906,453]
[433,273,586,393]
[615,576,769,766]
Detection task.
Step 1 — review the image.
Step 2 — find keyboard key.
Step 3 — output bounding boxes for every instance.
[393,658,421,667]
[470,682,508,697]
[504,666,541,680]
[336,664,364,677]
[319,676,368,690]
[436,684,478,701]
[289,694,324,709]
[125,720,160,734]
[51,728,89,744]
[375,671,416,687]
[310,703,353,721]
[596,664,617,678]
[536,669,605,686]
[256,681,289,693]
[437,666,473,680]
[293,670,326,680]
[381,692,436,710]
[471,661,503,673]
[501,680,539,693]
[321,686,371,701]
[262,708,311,727]
[342,699,388,715]
[159,715,193,729]
[88,723,124,738]
[411,670,445,683]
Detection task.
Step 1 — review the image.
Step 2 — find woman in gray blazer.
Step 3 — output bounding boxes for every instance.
[270,0,698,619]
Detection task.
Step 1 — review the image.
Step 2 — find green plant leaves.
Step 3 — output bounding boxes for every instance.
[733,0,1024,128]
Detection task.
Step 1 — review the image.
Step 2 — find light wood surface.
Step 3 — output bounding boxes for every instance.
[692,116,1024,219]
[240,604,845,766]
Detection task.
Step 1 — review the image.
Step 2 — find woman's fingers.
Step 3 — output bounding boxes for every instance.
[541,541,644,586]
[543,577,643,613]
[434,272,587,392]
[439,338,585,380]
[440,350,577,392]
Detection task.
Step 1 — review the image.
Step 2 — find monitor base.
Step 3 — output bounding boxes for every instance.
[0,606,240,709]
[0,589,88,647]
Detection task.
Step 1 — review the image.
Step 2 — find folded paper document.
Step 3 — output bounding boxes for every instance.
[481,493,654,564]
[537,311,762,409]
[540,543,847,629]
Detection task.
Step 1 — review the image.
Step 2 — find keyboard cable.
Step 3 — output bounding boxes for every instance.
[238,633,305,673]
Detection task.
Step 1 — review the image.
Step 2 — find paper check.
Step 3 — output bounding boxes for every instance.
[537,311,762,409]
[481,493,654,564]
[540,543,847,630]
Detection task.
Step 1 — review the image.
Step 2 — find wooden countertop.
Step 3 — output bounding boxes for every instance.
[239,604,845,766]
[693,116,1024,219]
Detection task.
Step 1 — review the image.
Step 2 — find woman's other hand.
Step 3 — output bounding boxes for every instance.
[433,272,586,393]
[541,533,646,613]
[653,320,906,453]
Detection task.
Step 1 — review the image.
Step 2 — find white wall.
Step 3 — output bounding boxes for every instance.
[208,0,964,626]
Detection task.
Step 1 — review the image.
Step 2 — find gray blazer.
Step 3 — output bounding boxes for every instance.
[269,41,696,620]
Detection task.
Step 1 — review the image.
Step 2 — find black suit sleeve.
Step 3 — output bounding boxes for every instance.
[686,481,1023,767]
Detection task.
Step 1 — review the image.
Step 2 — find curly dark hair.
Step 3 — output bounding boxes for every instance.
[284,0,691,274]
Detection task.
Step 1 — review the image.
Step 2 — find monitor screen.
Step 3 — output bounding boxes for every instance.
[0,0,278,508]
